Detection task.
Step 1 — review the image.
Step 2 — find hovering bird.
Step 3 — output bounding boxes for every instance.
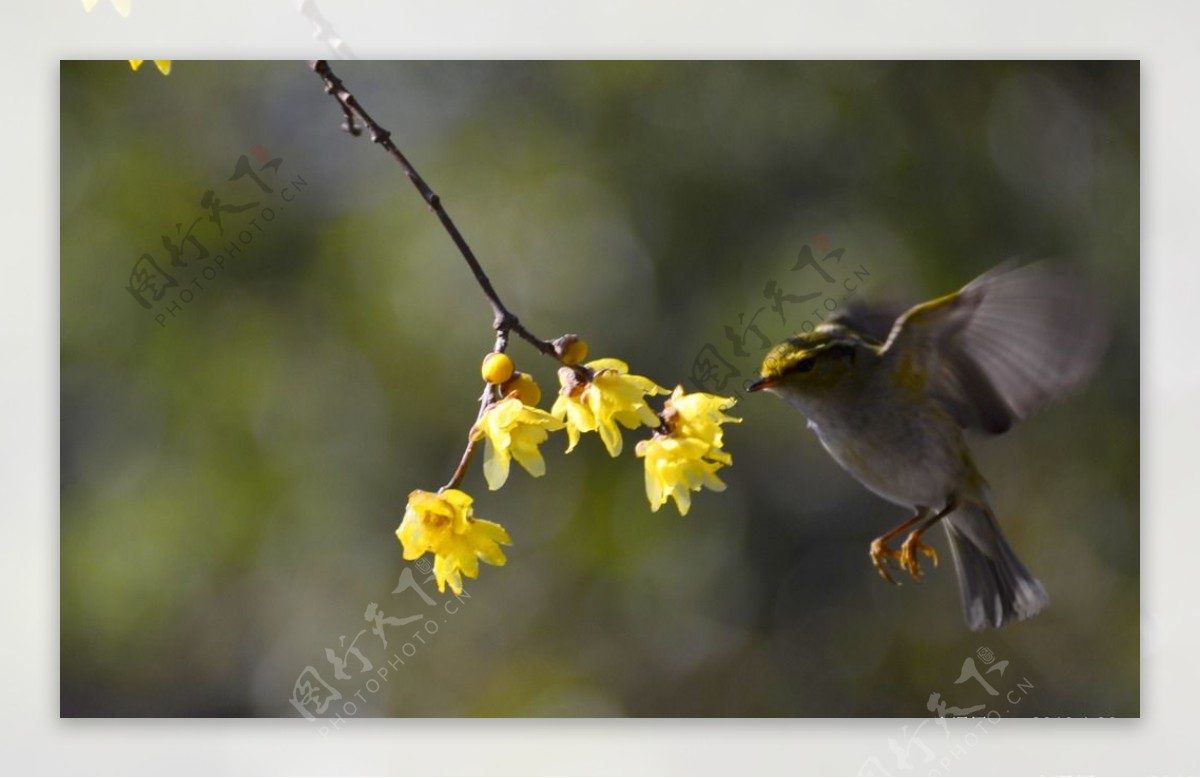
[749,262,1107,630]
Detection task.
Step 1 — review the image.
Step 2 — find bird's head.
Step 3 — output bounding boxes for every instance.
[748,323,870,399]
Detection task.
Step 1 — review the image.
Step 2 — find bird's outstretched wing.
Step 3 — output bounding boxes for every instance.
[881,262,1108,434]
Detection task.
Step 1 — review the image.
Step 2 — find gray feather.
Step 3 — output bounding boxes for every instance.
[944,503,1049,630]
[884,261,1109,434]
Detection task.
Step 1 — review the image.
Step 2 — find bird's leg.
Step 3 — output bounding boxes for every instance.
[869,508,931,585]
[899,497,958,581]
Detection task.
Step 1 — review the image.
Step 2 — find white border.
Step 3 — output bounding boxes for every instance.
[5,0,1197,774]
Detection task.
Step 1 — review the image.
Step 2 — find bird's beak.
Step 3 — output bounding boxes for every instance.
[746,377,773,393]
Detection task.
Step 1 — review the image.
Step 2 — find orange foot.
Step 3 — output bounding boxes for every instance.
[869,538,903,585]
[899,532,939,581]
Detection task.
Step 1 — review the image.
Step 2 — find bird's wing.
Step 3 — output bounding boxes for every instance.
[881,261,1108,434]
[829,298,910,345]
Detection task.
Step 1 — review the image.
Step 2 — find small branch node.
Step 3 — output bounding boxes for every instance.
[494,311,518,333]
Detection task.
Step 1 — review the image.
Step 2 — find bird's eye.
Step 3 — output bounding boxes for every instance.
[795,357,815,373]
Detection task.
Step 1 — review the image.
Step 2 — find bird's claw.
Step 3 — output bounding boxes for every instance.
[870,533,939,584]
[899,533,939,581]
[869,538,902,585]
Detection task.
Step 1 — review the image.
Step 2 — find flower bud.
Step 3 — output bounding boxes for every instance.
[481,352,515,385]
[553,334,589,366]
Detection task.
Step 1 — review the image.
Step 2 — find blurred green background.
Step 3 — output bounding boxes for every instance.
[60,61,1138,717]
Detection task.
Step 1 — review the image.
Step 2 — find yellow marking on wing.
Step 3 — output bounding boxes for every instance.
[890,350,928,395]
[899,289,961,330]
[883,287,964,359]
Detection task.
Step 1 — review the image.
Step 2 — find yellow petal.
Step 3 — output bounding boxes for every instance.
[433,555,462,594]
[439,488,474,513]
[154,60,171,75]
[596,417,623,457]
[585,357,630,373]
[472,518,512,547]
[111,0,131,15]
[396,508,430,559]
[482,438,511,491]
[82,0,99,11]
[622,372,669,396]
[563,420,581,452]
[559,397,594,453]
[639,448,666,511]
[510,441,546,478]
[671,485,693,516]
[128,60,144,71]
[611,403,661,431]
[455,544,481,580]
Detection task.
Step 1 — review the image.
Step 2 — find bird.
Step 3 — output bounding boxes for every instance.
[748,261,1107,630]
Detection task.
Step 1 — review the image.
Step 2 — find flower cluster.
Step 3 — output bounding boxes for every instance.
[396,342,740,589]
[305,61,745,593]
[636,387,741,515]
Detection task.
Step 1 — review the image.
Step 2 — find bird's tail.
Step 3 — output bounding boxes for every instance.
[943,501,1048,630]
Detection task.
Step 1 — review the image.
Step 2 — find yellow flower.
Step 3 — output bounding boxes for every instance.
[635,387,740,515]
[551,358,666,457]
[82,0,131,17]
[636,436,728,516]
[471,397,564,490]
[660,385,741,458]
[501,372,542,406]
[396,489,511,594]
[129,60,171,75]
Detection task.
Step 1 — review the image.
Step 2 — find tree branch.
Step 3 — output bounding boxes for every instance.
[310,60,600,492]
[309,59,560,359]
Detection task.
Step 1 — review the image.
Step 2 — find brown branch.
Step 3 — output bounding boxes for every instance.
[441,387,493,492]
[309,59,560,359]
[310,60,599,492]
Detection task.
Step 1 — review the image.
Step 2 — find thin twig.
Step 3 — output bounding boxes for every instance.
[310,60,599,492]
[309,59,560,359]
[442,386,494,491]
